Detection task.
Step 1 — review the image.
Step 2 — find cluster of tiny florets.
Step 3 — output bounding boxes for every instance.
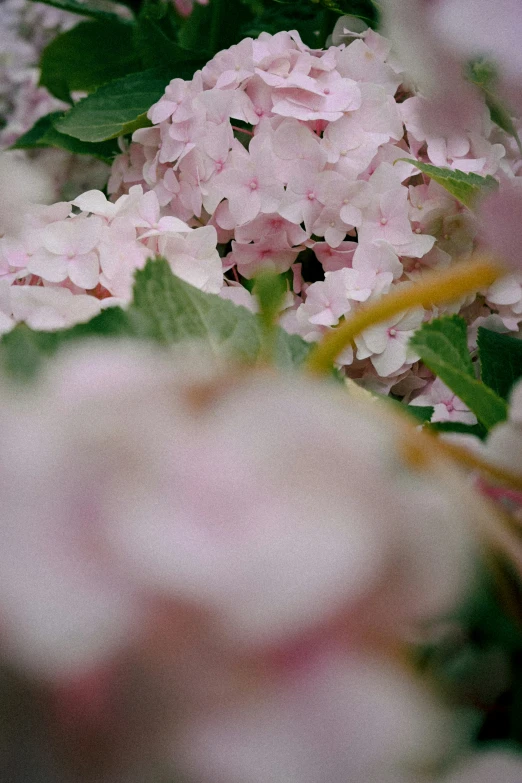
[3,28,522,419]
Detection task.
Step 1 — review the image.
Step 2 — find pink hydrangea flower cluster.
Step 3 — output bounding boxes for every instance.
[3,27,521,422]
[0,186,221,330]
[104,27,522,417]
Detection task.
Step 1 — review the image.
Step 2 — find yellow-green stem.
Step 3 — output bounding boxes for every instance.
[306,258,503,375]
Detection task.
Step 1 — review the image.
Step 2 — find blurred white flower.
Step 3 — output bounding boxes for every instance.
[0,344,485,679]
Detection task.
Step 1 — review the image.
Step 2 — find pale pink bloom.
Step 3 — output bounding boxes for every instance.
[411,378,478,425]
[279,161,327,233]
[313,173,370,246]
[330,15,368,47]
[252,30,303,67]
[195,88,254,126]
[9,285,101,330]
[335,34,402,96]
[97,217,150,299]
[322,84,403,177]
[235,213,308,246]
[485,274,522,308]
[400,96,490,173]
[0,341,483,695]
[148,78,195,125]
[270,118,327,183]
[158,225,223,293]
[107,368,476,647]
[72,189,119,220]
[355,306,424,376]
[296,274,351,327]
[479,181,522,271]
[432,1,522,87]
[179,119,233,184]
[175,652,457,783]
[404,246,452,281]
[442,752,522,783]
[132,189,192,236]
[482,380,522,474]
[403,106,505,177]
[408,181,458,230]
[359,179,435,258]
[27,216,103,289]
[172,0,208,19]
[339,266,378,302]
[228,235,298,279]
[352,241,403,291]
[244,76,275,123]
[218,283,258,312]
[254,49,314,90]
[213,139,284,226]
[202,38,255,90]
[380,0,510,138]
[314,241,357,272]
[271,70,361,122]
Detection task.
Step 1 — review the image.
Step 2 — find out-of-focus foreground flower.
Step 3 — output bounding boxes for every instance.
[379,0,522,272]
[0,341,500,782]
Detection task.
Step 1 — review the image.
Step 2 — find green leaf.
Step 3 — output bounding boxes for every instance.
[131,258,262,359]
[410,316,508,430]
[0,308,133,381]
[29,0,134,23]
[0,260,311,381]
[178,1,212,50]
[131,257,310,367]
[405,405,435,423]
[54,68,170,142]
[397,159,498,209]
[208,0,253,54]
[253,271,288,331]
[468,59,522,155]
[40,20,141,102]
[429,421,488,440]
[10,112,119,162]
[134,16,207,71]
[478,327,522,401]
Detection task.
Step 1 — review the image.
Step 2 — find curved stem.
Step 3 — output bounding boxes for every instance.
[306,258,503,375]
[435,438,522,493]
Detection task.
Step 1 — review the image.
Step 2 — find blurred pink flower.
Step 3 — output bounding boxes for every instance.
[172,0,208,19]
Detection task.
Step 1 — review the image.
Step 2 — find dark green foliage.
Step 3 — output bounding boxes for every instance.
[478,328,522,402]
[410,315,508,430]
[39,19,142,102]
[398,159,499,209]
[0,258,310,381]
[54,68,172,142]
[28,0,134,23]
[10,112,120,162]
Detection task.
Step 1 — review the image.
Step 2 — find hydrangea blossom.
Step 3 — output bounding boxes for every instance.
[4,27,521,419]
[0,186,222,329]
[104,27,521,415]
